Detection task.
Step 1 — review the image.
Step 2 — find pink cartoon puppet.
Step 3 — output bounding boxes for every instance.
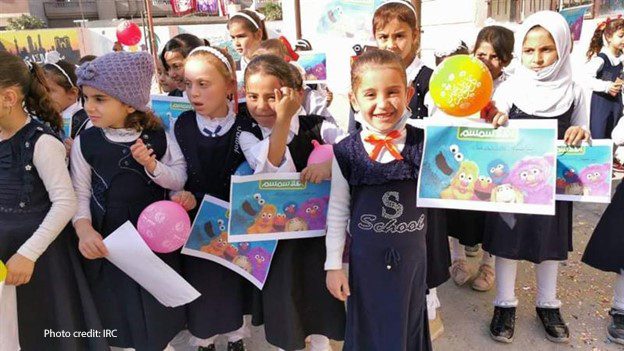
[507,155,554,204]
[296,197,328,230]
[580,164,611,196]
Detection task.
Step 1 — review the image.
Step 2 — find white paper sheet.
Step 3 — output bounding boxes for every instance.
[0,282,20,351]
[103,221,200,307]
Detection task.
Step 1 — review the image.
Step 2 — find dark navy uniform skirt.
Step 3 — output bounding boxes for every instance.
[447,210,486,247]
[482,201,573,263]
[582,180,624,274]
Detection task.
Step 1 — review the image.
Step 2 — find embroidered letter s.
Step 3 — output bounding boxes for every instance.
[381,191,403,220]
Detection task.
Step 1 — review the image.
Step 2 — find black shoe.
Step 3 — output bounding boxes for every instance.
[536,307,569,343]
[608,308,624,345]
[490,306,516,343]
[198,345,215,351]
[228,339,247,351]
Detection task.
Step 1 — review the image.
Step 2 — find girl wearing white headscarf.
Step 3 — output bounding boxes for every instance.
[482,11,590,344]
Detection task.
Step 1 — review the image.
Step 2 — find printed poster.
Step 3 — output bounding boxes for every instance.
[418,119,558,215]
[0,28,81,64]
[182,195,277,289]
[556,140,613,203]
[298,52,328,84]
[228,173,331,242]
[559,4,591,41]
[150,95,192,130]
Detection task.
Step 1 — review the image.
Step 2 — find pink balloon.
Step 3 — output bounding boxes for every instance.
[116,20,142,46]
[137,201,191,253]
[307,140,333,165]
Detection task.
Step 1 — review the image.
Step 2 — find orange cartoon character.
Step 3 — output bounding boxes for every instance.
[440,160,479,200]
[246,204,278,233]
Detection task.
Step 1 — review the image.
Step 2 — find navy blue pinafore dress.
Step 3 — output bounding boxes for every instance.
[174,111,253,339]
[79,127,186,350]
[483,104,574,263]
[589,53,623,139]
[334,126,431,351]
[0,119,108,351]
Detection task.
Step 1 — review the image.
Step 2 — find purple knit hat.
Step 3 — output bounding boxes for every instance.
[76,51,154,112]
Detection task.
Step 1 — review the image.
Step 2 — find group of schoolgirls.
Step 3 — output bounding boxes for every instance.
[2,0,624,349]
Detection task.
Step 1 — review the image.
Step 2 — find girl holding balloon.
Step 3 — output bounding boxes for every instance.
[170,46,254,351]
[482,11,590,344]
[0,51,108,351]
[446,25,515,293]
[238,54,346,351]
[71,51,188,350]
[372,0,451,336]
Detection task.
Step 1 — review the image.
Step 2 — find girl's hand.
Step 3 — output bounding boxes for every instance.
[77,225,109,260]
[481,101,508,128]
[5,253,35,286]
[131,138,157,174]
[325,88,334,107]
[64,138,74,157]
[171,191,197,211]
[609,81,622,97]
[326,269,350,302]
[274,87,301,126]
[564,126,590,147]
[301,160,332,184]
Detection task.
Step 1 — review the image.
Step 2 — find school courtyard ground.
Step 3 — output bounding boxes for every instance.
[216,175,624,351]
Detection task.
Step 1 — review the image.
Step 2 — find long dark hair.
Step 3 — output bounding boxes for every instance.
[42,59,78,91]
[586,18,624,60]
[0,52,62,132]
[160,33,209,71]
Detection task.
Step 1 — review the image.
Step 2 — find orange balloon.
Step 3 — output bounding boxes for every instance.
[429,55,493,117]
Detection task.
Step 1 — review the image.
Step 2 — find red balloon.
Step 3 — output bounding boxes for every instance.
[116,20,142,46]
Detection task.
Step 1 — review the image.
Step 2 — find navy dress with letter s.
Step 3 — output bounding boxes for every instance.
[79,126,186,351]
[334,125,431,351]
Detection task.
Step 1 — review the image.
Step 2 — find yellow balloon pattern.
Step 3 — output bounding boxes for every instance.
[429,55,493,117]
[0,260,6,283]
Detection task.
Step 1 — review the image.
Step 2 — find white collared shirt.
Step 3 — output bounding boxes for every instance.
[239,106,345,173]
[585,47,624,93]
[194,103,237,137]
[406,56,425,85]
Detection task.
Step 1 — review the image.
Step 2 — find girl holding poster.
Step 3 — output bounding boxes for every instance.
[447,25,515,293]
[239,54,345,351]
[325,49,431,350]
[582,116,624,345]
[0,52,107,350]
[171,46,253,351]
[482,11,590,344]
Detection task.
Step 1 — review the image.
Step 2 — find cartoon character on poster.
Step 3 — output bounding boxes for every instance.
[315,0,376,41]
[229,174,331,242]
[182,195,277,289]
[555,140,613,203]
[418,120,558,215]
[298,52,328,83]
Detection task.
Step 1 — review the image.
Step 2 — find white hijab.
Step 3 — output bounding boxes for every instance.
[509,11,575,117]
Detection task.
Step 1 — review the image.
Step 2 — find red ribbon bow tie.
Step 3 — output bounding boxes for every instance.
[364,130,404,161]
